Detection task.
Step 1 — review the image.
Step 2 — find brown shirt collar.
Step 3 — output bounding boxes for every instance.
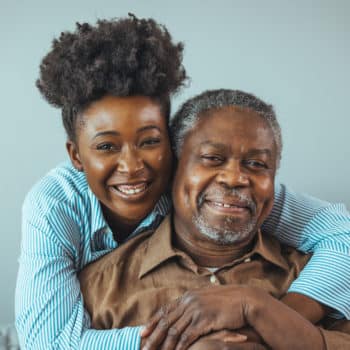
[139,215,289,278]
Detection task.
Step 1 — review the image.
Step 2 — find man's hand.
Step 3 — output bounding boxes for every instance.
[141,285,252,350]
[141,284,326,350]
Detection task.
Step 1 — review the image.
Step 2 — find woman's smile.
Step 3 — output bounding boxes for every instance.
[67,95,172,229]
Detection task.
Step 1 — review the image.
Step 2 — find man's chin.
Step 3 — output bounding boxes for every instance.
[194,215,257,245]
[206,229,255,246]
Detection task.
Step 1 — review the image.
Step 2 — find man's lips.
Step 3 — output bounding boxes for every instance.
[204,200,251,214]
[199,192,256,214]
[210,200,248,209]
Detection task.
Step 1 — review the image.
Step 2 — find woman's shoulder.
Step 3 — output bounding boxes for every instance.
[23,161,90,217]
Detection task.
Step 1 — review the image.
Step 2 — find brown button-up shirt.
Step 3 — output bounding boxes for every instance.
[79,215,350,349]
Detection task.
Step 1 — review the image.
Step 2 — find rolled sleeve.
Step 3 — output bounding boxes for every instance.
[15,198,142,350]
[319,328,350,349]
[263,183,350,319]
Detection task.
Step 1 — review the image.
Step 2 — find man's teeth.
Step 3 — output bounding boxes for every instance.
[213,201,241,208]
[115,183,147,195]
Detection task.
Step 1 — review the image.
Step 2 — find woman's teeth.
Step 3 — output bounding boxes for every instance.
[115,183,147,195]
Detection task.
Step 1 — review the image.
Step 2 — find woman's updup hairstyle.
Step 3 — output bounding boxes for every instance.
[36,14,188,141]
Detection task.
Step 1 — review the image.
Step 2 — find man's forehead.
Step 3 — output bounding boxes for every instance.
[188,110,273,141]
[177,109,277,163]
[200,105,260,118]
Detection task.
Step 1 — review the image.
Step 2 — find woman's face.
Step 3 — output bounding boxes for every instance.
[67,95,172,231]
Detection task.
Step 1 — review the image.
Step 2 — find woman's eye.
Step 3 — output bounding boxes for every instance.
[140,138,161,147]
[96,143,117,151]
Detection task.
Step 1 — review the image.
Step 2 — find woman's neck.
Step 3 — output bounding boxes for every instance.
[102,206,141,243]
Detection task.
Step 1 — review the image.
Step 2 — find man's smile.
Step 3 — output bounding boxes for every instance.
[201,199,252,220]
[205,200,251,214]
[199,191,256,215]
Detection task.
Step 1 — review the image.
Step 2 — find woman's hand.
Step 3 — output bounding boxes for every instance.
[188,330,266,350]
[189,339,267,350]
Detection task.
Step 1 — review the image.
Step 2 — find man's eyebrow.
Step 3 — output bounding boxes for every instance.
[246,149,273,157]
[199,141,227,150]
[199,142,273,156]
[137,125,161,133]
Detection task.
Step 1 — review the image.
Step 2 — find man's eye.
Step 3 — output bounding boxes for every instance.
[244,160,267,169]
[201,155,224,164]
[140,138,161,147]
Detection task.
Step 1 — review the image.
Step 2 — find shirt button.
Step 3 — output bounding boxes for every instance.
[210,275,218,284]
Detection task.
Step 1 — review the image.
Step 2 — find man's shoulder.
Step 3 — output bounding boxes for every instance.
[258,233,311,275]
[279,240,312,272]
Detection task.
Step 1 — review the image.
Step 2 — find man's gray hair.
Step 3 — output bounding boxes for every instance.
[170,89,282,167]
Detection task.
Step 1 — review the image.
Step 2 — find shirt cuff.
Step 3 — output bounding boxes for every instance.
[80,326,142,350]
[319,328,350,349]
[288,250,350,319]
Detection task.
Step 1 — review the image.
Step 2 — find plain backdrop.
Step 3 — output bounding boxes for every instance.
[0,0,349,325]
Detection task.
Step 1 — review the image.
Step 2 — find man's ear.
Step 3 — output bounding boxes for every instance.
[66,140,83,171]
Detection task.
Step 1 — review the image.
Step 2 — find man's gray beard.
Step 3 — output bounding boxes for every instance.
[193,213,258,245]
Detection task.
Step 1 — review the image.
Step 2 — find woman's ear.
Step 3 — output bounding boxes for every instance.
[66,140,83,171]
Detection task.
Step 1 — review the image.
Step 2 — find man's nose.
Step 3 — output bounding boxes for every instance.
[216,159,249,188]
[117,145,144,175]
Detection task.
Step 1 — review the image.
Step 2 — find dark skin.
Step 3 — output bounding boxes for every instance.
[66,95,172,241]
[66,96,329,348]
[181,285,325,350]
[141,107,328,350]
[142,288,328,350]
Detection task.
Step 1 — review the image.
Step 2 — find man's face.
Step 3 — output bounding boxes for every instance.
[172,106,277,248]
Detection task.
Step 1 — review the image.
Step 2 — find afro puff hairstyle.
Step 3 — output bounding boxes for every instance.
[36,14,188,141]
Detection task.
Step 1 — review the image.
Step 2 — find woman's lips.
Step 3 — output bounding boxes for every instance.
[113,182,148,195]
[107,176,155,202]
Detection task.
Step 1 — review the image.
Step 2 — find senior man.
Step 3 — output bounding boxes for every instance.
[79,90,350,349]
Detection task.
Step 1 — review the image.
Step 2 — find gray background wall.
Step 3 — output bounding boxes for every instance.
[1,0,349,325]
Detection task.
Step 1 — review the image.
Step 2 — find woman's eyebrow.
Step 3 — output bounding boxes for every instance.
[137,125,161,133]
[92,130,120,139]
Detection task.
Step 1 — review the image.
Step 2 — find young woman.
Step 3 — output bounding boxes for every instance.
[15,15,350,350]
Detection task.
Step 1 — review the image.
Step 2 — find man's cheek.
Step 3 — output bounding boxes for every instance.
[255,175,275,193]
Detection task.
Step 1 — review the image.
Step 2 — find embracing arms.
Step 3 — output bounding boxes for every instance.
[142,184,350,349]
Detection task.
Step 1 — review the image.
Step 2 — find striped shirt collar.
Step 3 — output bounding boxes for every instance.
[87,186,171,243]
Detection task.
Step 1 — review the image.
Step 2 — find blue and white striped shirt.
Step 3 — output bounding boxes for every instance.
[16,161,350,350]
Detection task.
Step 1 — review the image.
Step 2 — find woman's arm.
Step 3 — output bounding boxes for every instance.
[262,183,350,318]
[15,191,141,350]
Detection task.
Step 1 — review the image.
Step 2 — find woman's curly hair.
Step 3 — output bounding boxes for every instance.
[37,14,188,141]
